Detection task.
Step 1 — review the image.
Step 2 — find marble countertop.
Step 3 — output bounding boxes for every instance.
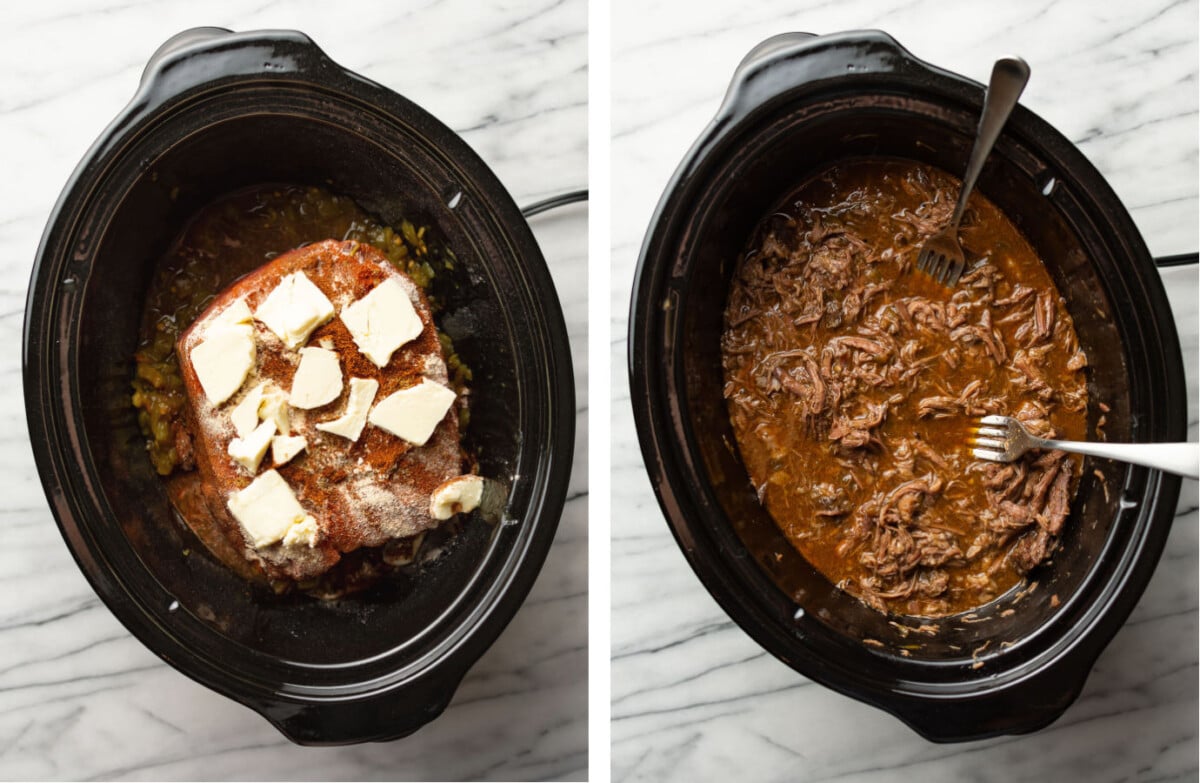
[612,1,1197,781]
[0,0,586,780]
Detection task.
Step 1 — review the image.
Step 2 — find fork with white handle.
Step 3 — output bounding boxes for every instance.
[969,415,1199,479]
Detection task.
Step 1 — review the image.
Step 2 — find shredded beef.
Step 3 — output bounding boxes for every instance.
[722,159,1089,617]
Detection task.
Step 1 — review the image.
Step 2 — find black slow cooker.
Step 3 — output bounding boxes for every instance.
[629,30,1188,741]
[24,28,576,744]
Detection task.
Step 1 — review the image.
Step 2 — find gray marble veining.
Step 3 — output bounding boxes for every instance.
[0,0,586,780]
[612,1,1197,781]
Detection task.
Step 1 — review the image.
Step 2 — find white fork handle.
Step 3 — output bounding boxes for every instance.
[1035,439,1199,479]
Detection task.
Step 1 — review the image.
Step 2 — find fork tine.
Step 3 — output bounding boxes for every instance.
[969,437,1007,450]
[915,239,967,288]
[971,447,1010,462]
[979,414,1008,426]
[936,256,955,284]
[934,254,949,284]
[946,259,965,287]
[939,258,954,285]
[972,426,1007,438]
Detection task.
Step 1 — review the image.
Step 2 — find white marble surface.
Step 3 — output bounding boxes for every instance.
[0,0,586,780]
[612,1,1198,781]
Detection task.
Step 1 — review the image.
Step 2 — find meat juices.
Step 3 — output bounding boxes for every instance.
[722,159,1089,617]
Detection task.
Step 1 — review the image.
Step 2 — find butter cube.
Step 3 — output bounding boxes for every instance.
[271,434,307,466]
[282,516,318,548]
[368,378,456,446]
[191,300,256,406]
[254,272,335,350]
[429,475,485,520]
[316,377,379,442]
[340,277,424,367]
[227,419,276,474]
[226,469,318,549]
[260,384,290,433]
[290,346,343,409]
[230,383,266,438]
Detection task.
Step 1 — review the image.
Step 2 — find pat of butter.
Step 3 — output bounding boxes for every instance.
[260,384,290,433]
[290,347,342,409]
[340,277,424,367]
[368,378,456,445]
[254,272,335,350]
[232,381,291,437]
[228,419,276,474]
[215,299,253,328]
[272,434,306,466]
[191,300,256,406]
[316,377,379,441]
[429,475,485,520]
[226,469,318,549]
[282,516,318,548]
[230,383,265,438]
[231,383,290,438]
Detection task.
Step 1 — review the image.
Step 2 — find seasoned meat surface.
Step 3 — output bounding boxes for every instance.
[721,159,1088,617]
[176,240,462,584]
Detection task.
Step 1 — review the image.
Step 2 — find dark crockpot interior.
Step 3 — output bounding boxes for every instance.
[633,31,1184,738]
[90,108,527,663]
[27,34,572,743]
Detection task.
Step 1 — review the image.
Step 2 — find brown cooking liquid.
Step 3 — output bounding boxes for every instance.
[722,159,1089,617]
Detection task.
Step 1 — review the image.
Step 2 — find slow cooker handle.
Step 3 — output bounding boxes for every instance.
[886,674,1090,742]
[733,32,819,75]
[139,27,235,85]
[252,669,467,745]
[715,29,940,129]
[133,27,341,112]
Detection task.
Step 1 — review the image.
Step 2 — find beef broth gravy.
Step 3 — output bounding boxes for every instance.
[721,158,1089,617]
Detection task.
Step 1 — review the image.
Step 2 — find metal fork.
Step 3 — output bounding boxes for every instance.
[916,57,1031,287]
[969,415,1199,479]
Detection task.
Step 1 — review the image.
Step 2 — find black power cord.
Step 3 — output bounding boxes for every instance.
[521,189,589,218]
[1154,252,1198,267]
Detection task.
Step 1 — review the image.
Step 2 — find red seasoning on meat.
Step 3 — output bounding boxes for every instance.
[130,186,483,599]
[722,159,1089,617]
[175,240,464,585]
